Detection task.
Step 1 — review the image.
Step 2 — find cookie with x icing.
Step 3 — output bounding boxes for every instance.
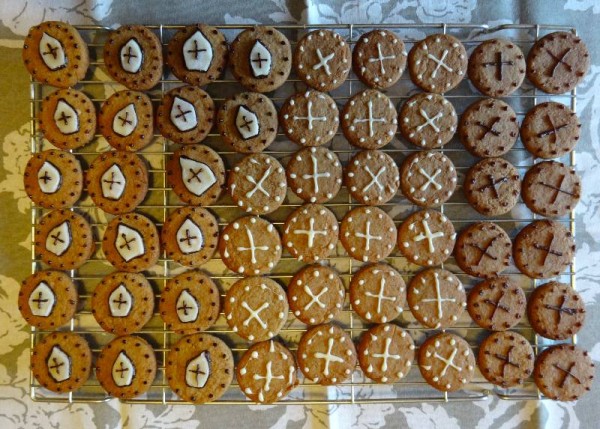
[478,331,534,388]
[454,222,512,278]
[345,150,400,205]
[280,91,339,147]
[295,29,351,92]
[283,204,339,263]
[286,147,342,203]
[217,92,278,153]
[102,212,160,273]
[400,150,456,207]
[167,144,226,206]
[353,29,407,89]
[464,158,521,216]
[467,276,526,331]
[399,92,457,149]
[340,206,397,263]
[219,216,282,276]
[228,153,287,215]
[35,209,94,270]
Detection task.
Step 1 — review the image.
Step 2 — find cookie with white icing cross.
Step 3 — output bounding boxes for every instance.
[399,92,457,149]
[350,263,405,324]
[19,270,77,330]
[34,209,94,270]
[294,29,351,92]
[157,85,215,145]
[288,264,345,325]
[219,216,282,276]
[101,212,160,273]
[297,324,357,385]
[345,150,400,205]
[454,222,512,279]
[283,204,339,263]
[167,144,226,206]
[159,270,221,334]
[341,90,398,149]
[95,335,157,399]
[353,29,407,89]
[230,26,291,93]
[86,151,149,215]
[165,333,234,404]
[98,90,154,152]
[24,149,83,209]
[340,206,397,263]
[166,24,228,87]
[280,90,339,147]
[39,88,96,150]
[400,150,456,207]
[224,276,288,342]
[418,332,475,392]
[91,271,154,336]
[103,25,163,91]
[467,276,526,331]
[408,34,467,93]
[358,324,415,383]
[161,206,219,267]
[23,21,89,88]
[228,153,287,215]
[286,147,342,203]
[478,331,534,388]
[237,340,298,404]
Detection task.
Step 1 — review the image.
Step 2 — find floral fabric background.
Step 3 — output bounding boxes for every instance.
[1,0,599,428]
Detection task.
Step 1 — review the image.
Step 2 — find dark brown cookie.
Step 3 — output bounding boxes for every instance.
[358,324,414,383]
[399,150,456,207]
[467,277,526,331]
[344,150,400,205]
[478,331,534,388]
[353,29,407,89]
[399,92,457,149]
[454,222,512,278]
[283,204,338,263]
[340,206,397,263]
[286,146,342,203]
[522,161,581,217]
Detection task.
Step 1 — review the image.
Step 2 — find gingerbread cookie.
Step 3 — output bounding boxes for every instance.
[353,29,407,89]
[344,150,400,205]
[478,331,534,388]
[286,146,342,203]
[400,150,456,207]
[454,222,512,278]
[358,324,414,383]
[283,204,338,263]
[467,277,526,331]
[522,161,581,217]
[340,206,397,263]
[464,158,521,216]
[399,92,457,149]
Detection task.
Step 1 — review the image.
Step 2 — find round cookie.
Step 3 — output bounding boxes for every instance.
[39,88,96,150]
[228,153,287,215]
[219,216,282,276]
[408,34,467,93]
[159,270,220,334]
[344,150,400,205]
[237,340,298,403]
[98,90,154,152]
[95,335,157,399]
[34,209,94,270]
[283,204,338,263]
[287,265,345,325]
[398,209,456,267]
[520,102,581,159]
[297,324,357,385]
[166,24,228,87]
[399,92,457,149]
[467,277,526,331]
[91,271,154,336]
[23,21,89,88]
[86,151,148,215]
[407,268,465,329]
[399,150,457,207]
[280,90,339,147]
[286,146,342,203]
[358,324,414,383]
[527,31,590,94]
[224,276,288,342]
[527,281,585,340]
[167,144,226,206]
[418,332,475,392]
[31,332,91,393]
[24,149,83,209]
[19,270,77,330]
[454,222,512,278]
[513,220,575,279]
[458,98,519,158]
[478,331,534,388]
[350,263,405,324]
[467,38,526,97]
[102,212,160,273]
[156,85,215,145]
[340,206,397,263]
[522,161,581,218]
[464,157,521,216]
[217,92,278,153]
[353,29,407,89]
[230,26,291,93]
[165,333,234,404]
[103,25,163,91]
[294,29,350,91]
[161,206,219,267]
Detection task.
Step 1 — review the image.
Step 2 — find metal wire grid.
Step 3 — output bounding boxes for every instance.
[28,23,578,405]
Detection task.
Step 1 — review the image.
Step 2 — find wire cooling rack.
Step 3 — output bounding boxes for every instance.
[28,23,579,404]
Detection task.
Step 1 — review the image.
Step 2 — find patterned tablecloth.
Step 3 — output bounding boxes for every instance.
[1,1,599,427]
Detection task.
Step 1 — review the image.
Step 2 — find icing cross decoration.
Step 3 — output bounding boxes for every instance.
[47,345,71,382]
[250,40,272,78]
[113,103,138,137]
[544,293,578,325]
[176,217,204,254]
[540,175,577,204]
[170,97,198,132]
[236,105,260,140]
[417,166,442,192]
[362,165,386,193]
[476,118,501,140]
[245,165,272,198]
[28,281,56,317]
[546,48,573,77]
[253,361,285,395]
[120,38,143,74]
[372,337,401,372]
[431,346,461,377]
[427,49,453,78]
[492,346,519,377]
[101,164,126,201]
[183,30,213,72]
[54,100,79,135]
[365,277,397,314]
[116,224,145,262]
[353,100,386,137]
[533,233,563,265]
[368,42,396,74]
[314,337,344,376]
[303,284,328,310]
[483,291,510,321]
[413,219,444,253]
[468,236,499,266]
[237,226,269,265]
[38,161,61,194]
[241,301,269,329]
[293,217,328,248]
[302,155,330,193]
[355,220,382,251]
[537,114,569,144]
[176,289,199,323]
[293,100,327,130]
[482,51,514,81]
[40,33,66,70]
[312,48,335,76]
[109,284,133,317]
[112,351,135,387]
[186,351,210,388]
[416,108,442,133]
[46,220,71,256]
[478,174,508,198]
[179,157,217,197]
[554,362,582,388]
[420,271,456,319]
